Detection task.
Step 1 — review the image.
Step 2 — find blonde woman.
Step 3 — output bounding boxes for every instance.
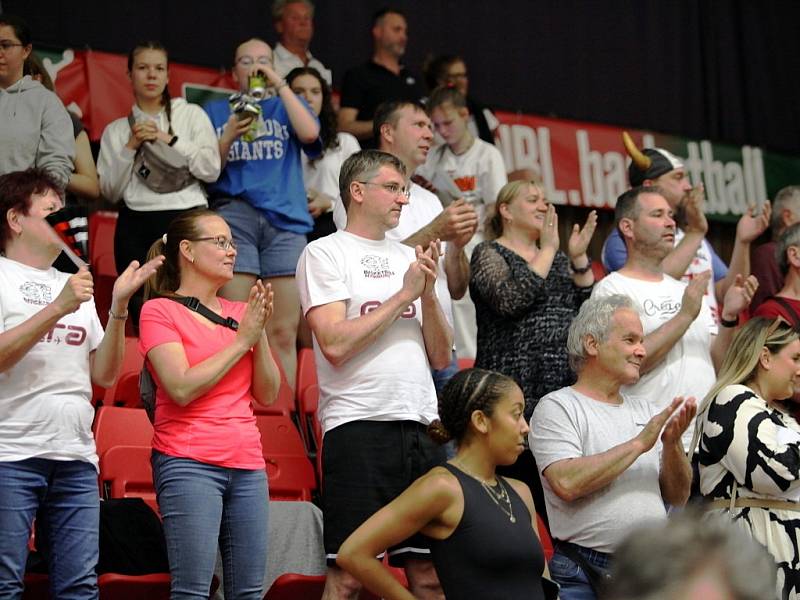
[696,317,800,600]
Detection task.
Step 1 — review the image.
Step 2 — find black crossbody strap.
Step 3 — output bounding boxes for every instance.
[167,295,239,331]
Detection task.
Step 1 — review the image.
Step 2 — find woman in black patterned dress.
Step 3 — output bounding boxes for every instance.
[469,180,596,515]
[697,317,800,600]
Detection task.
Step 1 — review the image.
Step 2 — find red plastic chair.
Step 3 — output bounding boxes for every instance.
[104,371,143,408]
[98,573,171,600]
[93,406,154,461]
[102,337,144,404]
[256,414,308,457]
[295,348,317,403]
[298,384,321,453]
[264,573,325,600]
[536,513,554,561]
[99,445,158,514]
[265,455,317,501]
[456,357,475,371]
[254,349,297,417]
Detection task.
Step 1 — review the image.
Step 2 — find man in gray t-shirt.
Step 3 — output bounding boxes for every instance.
[529,294,695,600]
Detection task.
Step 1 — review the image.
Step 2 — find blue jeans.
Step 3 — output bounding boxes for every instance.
[431,350,459,396]
[0,458,99,600]
[151,451,268,600]
[549,545,612,600]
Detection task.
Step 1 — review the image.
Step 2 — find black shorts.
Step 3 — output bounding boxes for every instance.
[322,420,446,566]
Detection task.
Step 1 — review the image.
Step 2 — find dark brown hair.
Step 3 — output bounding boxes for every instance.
[0,169,59,251]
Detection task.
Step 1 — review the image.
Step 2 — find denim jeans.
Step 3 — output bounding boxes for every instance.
[0,458,99,600]
[431,350,459,396]
[549,545,612,600]
[151,451,268,600]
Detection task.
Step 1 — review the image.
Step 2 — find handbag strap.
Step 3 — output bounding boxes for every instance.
[166,295,239,331]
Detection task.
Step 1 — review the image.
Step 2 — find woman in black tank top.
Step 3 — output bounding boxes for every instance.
[337,368,555,600]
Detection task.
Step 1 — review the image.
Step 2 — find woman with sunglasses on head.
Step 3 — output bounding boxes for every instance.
[287,66,360,242]
[97,41,220,326]
[139,208,281,599]
[695,317,800,600]
[0,15,73,189]
[337,368,553,600]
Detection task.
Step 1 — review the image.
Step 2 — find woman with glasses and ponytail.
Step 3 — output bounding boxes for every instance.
[97,41,220,326]
[139,208,281,599]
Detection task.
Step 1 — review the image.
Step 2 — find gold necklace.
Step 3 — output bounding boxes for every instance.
[451,460,516,523]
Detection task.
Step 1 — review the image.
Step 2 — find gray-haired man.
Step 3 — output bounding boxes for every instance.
[530,294,695,600]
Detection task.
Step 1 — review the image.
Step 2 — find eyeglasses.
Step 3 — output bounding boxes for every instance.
[191,236,237,251]
[236,56,273,67]
[357,181,411,199]
[0,41,25,53]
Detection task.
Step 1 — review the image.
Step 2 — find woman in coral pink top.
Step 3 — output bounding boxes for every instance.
[139,208,280,599]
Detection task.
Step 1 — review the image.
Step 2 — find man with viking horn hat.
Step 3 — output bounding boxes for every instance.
[602,132,769,322]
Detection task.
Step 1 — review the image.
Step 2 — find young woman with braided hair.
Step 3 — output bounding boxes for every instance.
[337,368,552,600]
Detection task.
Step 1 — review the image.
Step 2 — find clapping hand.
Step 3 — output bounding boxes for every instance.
[567,210,597,261]
[237,280,273,348]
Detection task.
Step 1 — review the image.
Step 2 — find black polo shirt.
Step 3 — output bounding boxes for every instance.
[340,61,425,146]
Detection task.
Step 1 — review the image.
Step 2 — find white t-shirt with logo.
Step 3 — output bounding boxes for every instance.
[530,386,666,553]
[416,138,507,234]
[591,271,717,449]
[296,230,439,434]
[0,256,104,468]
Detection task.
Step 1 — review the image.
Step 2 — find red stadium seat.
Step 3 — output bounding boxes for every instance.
[99,445,158,514]
[93,406,153,460]
[253,350,297,417]
[98,573,171,600]
[104,371,143,408]
[264,573,326,600]
[295,348,317,402]
[256,414,308,457]
[591,260,607,282]
[22,573,49,600]
[457,357,475,371]
[536,513,554,561]
[264,456,316,501]
[298,384,321,453]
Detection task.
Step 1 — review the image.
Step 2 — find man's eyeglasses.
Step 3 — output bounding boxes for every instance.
[236,56,273,67]
[357,181,411,199]
[0,41,25,53]
[191,236,237,251]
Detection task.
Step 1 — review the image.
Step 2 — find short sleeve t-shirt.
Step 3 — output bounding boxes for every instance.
[204,95,321,234]
[530,386,666,553]
[296,230,438,433]
[139,298,264,469]
[0,257,103,468]
[591,272,717,450]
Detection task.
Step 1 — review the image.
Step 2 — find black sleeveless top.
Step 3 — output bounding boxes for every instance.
[429,463,546,600]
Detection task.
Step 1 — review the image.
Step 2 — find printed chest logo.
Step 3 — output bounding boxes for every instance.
[361,301,416,319]
[642,298,681,317]
[41,323,87,346]
[361,255,394,279]
[20,281,52,306]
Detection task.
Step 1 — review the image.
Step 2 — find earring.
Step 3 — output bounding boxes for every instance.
[190,256,195,264]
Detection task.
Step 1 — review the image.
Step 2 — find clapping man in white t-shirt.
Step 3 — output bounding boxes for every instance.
[591,186,757,450]
[297,150,452,600]
[333,99,478,392]
[530,294,696,600]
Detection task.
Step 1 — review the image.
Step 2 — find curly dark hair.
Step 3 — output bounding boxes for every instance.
[286,66,339,163]
[428,368,517,444]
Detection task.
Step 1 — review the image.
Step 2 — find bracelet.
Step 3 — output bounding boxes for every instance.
[108,309,129,321]
[570,259,592,274]
[720,315,739,328]
[275,80,288,93]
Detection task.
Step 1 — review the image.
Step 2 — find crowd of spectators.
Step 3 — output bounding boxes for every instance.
[2,3,800,599]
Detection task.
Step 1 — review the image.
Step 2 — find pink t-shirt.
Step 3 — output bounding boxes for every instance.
[139,297,264,469]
